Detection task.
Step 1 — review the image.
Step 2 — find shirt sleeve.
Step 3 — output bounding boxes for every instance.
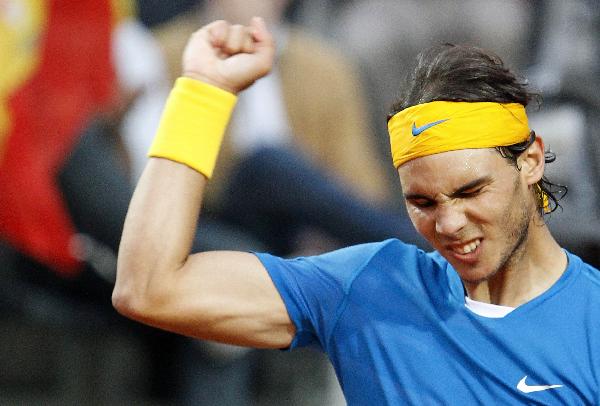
[254,241,394,351]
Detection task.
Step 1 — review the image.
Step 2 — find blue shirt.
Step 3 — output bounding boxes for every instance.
[256,239,600,405]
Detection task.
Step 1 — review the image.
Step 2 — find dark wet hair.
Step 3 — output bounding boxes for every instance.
[390,43,566,215]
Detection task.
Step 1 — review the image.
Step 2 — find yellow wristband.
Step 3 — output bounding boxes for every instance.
[148,77,237,178]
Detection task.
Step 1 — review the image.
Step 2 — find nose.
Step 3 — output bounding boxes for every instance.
[435,202,467,236]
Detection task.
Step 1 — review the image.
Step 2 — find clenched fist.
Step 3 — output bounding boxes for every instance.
[182,17,275,95]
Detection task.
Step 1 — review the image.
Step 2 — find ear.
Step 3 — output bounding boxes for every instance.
[518,136,545,186]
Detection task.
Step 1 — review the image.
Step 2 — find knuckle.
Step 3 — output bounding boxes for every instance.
[213,19,229,28]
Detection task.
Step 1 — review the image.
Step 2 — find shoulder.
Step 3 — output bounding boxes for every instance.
[259,239,442,293]
[571,252,600,288]
[254,240,426,348]
[305,239,424,269]
[558,252,600,311]
[258,238,410,271]
[309,239,448,279]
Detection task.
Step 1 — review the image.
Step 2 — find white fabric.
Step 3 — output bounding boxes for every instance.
[229,67,293,154]
[465,296,515,318]
[112,20,171,182]
[228,27,292,155]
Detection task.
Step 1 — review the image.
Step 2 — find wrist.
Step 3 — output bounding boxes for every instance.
[148,77,237,178]
[182,72,239,95]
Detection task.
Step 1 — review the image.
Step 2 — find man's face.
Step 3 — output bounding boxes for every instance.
[398,148,536,283]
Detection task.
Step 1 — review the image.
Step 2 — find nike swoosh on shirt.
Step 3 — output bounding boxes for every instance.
[517,376,563,393]
[411,119,449,136]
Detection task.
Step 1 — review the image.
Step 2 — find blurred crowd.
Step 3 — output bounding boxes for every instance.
[1,0,598,404]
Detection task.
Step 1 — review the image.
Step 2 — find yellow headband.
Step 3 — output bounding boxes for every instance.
[388,101,530,168]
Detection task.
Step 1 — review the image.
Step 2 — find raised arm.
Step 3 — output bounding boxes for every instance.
[112,18,294,349]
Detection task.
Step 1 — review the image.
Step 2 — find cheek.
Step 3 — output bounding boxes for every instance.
[468,186,523,228]
[467,196,498,222]
[407,208,435,239]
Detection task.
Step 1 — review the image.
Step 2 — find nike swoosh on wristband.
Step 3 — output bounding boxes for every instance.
[411,119,449,136]
[517,376,563,393]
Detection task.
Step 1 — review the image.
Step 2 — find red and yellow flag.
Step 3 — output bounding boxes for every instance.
[0,0,121,276]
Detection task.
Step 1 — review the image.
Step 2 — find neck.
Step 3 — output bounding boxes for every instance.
[464,221,567,307]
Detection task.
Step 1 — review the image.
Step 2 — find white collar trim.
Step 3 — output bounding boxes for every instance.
[465,296,515,318]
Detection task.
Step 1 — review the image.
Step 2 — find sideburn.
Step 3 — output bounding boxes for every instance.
[494,172,533,276]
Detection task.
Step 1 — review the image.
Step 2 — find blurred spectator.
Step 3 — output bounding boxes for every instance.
[112,18,171,182]
[151,1,429,256]
[527,0,599,101]
[136,0,199,28]
[0,0,119,277]
[155,0,393,207]
[0,1,183,403]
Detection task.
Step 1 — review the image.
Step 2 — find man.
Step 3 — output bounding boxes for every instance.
[113,19,600,404]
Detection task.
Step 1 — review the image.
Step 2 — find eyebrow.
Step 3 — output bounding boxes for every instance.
[404,176,493,201]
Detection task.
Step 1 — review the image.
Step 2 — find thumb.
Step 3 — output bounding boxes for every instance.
[250,17,275,58]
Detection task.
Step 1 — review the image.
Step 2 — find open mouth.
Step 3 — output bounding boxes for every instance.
[452,239,481,255]
[447,238,482,262]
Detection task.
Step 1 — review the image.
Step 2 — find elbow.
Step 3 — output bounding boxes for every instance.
[112,255,178,325]
[112,252,155,320]
[112,287,157,325]
[112,276,151,322]
[112,270,171,324]
[112,283,138,319]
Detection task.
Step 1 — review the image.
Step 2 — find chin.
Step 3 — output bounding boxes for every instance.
[450,260,499,285]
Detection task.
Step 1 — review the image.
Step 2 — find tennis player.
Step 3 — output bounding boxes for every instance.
[113,18,600,404]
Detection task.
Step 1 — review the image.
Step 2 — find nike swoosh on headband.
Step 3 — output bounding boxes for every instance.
[411,119,450,136]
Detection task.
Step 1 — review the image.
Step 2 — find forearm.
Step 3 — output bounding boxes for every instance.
[113,77,236,311]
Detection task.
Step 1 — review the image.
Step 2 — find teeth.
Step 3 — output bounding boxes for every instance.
[456,239,480,254]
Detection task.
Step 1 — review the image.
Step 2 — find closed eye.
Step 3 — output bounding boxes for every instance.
[449,176,492,199]
[454,187,484,199]
[407,197,435,208]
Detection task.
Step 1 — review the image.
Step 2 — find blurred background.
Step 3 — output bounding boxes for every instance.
[0,0,598,404]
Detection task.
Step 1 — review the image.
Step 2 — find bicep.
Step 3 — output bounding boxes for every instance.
[142,251,295,349]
